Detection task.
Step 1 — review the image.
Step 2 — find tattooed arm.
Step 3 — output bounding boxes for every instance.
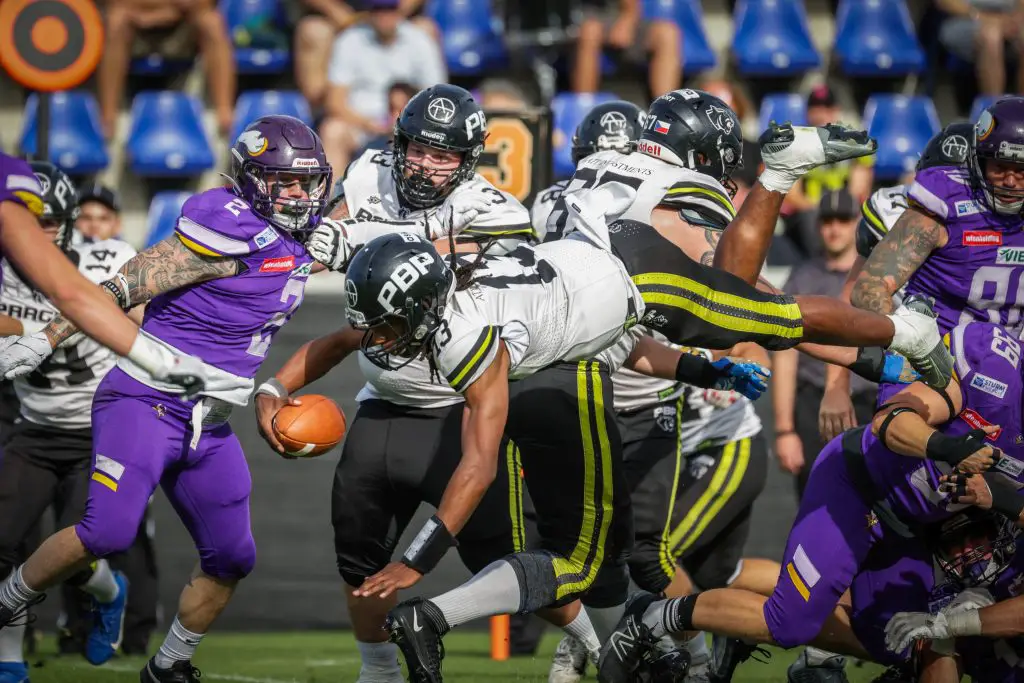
[40,236,238,348]
[850,206,948,314]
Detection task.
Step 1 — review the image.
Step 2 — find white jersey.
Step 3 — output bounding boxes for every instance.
[859,184,908,255]
[677,388,762,454]
[340,148,533,408]
[530,180,568,242]
[433,239,645,392]
[1,239,136,430]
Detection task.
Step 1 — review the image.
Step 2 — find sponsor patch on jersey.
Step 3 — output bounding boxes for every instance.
[996,246,1024,265]
[959,408,1002,440]
[653,120,670,134]
[637,139,662,156]
[260,255,296,272]
[254,226,278,249]
[963,230,1003,247]
[954,199,982,217]
[970,372,1009,398]
[292,262,313,277]
[995,454,1024,478]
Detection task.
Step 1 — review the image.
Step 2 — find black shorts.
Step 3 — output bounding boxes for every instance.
[504,361,633,605]
[620,401,768,592]
[332,400,525,586]
[609,220,804,351]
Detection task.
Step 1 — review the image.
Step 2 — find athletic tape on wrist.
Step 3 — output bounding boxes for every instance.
[946,609,982,638]
[255,378,288,399]
[401,514,457,574]
[926,430,987,466]
[982,472,1024,521]
[675,353,719,388]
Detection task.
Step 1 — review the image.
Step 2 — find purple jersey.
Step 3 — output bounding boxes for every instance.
[0,152,44,216]
[864,321,1024,524]
[905,166,1024,336]
[141,187,313,380]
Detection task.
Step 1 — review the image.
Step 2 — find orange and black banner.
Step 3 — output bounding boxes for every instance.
[0,0,103,92]
[478,106,553,209]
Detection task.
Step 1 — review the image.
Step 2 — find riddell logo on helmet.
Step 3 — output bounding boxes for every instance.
[260,256,296,272]
[962,230,1003,246]
[960,408,1002,440]
[291,158,319,168]
[637,140,662,156]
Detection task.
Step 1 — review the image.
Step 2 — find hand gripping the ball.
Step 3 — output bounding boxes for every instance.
[255,392,304,458]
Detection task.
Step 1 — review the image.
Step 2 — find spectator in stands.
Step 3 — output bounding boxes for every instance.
[97,0,236,139]
[572,0,681,99]
[397,0,441,43]
[75,183,123,243]
[783,84,873,257]
[361,81,418,152]
[292,0,359,111]
[479,78,531,111]
[319,0,446,174]
[937,0,1024,95]
[772,189,877,499]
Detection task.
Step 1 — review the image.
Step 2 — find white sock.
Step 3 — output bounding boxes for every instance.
[80,560,120,603]
[585,604,625,645]
[430,560,521,628]
[805,646,844,666]
[562,608,601,661]
[684,632,709,665]
[642,599,679,640]
[153,616,204,669]
[0,567,41,612]
[356,640,401,680]
[0,621,24,663]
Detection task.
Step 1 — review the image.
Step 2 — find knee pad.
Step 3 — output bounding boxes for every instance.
[199,536,256,580]
[506,551,558,613]
[627,543,673,595]
[582,559,630,608]
[75,518,138,559]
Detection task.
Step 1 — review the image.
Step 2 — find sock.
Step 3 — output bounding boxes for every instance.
[356,640,401,680]
[80,560,119,603]
[562,608,601,661]
[153,616,204,669]
[0,621,24,663]
[643,596,696,639]
[585,604,625,644]
[684,632,710,665]
[804,646,845,667]
[430,560,521,630]
[0,567,41,612]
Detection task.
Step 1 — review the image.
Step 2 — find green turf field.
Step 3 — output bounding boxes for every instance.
[23,631,890,682]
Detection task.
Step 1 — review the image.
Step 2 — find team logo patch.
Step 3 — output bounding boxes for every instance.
[260,255,295,272]
[345,278,359,307]
[600,110,628,135]
[254,226,278,249]
[942,135,970,162]
[705,105,735,135]
[997,247,1024,265]
[977,110,995,141]
[963,230,1002,246]
[959,408,1002,440]
[426,97,457,125]
[32,172,51,196]
[238,129,269,156]
[653,404,676,433]
[970,372,1009,399]
[955,199,982,217]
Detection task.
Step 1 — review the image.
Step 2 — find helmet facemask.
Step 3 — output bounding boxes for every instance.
[238,161,331,236]
[352,276,451,370]
[392,132,479,209]
[934,512,1020,588]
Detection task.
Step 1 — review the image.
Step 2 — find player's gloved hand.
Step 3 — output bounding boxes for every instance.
[0,332,53,379]
[159,354,208,401]
[885,612,950,653]
[885,296,953,389]
[943,587,995,615]
[709,357,771,401]
[306,218,352,272]
[423,193,494,239]
[759,122,877,194]
[701,388,741,409]
[127,334,208,400]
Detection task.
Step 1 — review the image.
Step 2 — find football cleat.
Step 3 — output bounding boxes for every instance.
[549,635,590,683]
[787,649,850,683]
[0,594,46,630]
[139,658,202,683]
[0,661,28,683]
[597,591,662,683]
[386,598,445,683]
[886,296,953,389]
[708,635,769,683]
[85,571,128,665]
[760,122,877,173]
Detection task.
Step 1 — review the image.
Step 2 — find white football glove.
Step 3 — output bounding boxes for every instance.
[0,332,54,379]
[944,587,996,615]
[759,122,878,194]
[126,335,209,400]
[306,218,352,272]
[885,297,954,389]
[885,612,951,654]
[423,193,495,239]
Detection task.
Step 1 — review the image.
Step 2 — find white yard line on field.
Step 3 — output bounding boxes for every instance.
[76,662,301,683]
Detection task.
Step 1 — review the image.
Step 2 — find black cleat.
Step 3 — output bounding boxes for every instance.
[139,657,202,683]
[0,594,46,630]
[597,591,662,683]
[386,598,446,683]
[708,635,770,683]
[642,648,691,683]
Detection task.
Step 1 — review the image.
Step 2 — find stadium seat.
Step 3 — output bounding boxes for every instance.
[834,0,925,76]
[551,91,618,179]
[126,92,215,177]
[19,92,109,175]
[231,91,313,142]
[732,0,820,76]
[425,0,507,76]
[758,93,808,134]
[970,94,1003,122]
[220,0,290,74]
[642,0,716,72]
[864,94,941,181]
[130,53,193,76]
[144,191,192,248]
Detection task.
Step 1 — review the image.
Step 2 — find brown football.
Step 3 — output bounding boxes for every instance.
[272,394,347,458]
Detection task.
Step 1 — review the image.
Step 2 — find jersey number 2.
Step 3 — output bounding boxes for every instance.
[247,277,305,358]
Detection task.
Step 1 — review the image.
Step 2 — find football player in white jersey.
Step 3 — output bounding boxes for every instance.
[0,162,138,682]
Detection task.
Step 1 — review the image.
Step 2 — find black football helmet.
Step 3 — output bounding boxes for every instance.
[637,89,744,196]
[29,160,78,252]
[344,232,454,369]
[931,508,1020,588]
[571,100,646,165]
[916,122,972,172]
[392,84,488,209]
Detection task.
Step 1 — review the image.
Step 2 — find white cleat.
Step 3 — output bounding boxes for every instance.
[549,635,590,683]
[758,122,877,194]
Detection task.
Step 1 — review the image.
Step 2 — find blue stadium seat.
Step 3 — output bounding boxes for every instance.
[732,0,820,76]
[19,92,109,174]
[231,91,313,142]
[130,53,193,76]
[144,191,192,248]
[551,92,617,179]
[864,94,941,181]
[425,0,507,76]
[220,0,290,74]
[758,93,808,134]
[126,92,215,177]
[834,0,925,76]
[970,94,1003,122]
[643,0,716,72]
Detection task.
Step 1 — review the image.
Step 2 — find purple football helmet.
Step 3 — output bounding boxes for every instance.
[971,96,1024,216]
[230,115,332,235]
[931,509,1020,588]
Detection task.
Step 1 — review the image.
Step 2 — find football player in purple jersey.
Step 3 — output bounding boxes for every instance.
[0,116,331,683]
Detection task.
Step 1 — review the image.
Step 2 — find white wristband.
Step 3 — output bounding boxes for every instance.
[946,608,983,638]
[255,378,288,399]
[126,333,174,379]
[757,168,799,195]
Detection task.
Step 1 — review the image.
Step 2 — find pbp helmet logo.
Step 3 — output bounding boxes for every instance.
[941,135,969,163]
[238,130,269,156]
[345,278,358,308]
[706,105,735,135]
[33,172,51,197]
[599,110,628,135]
[426,97,457,125]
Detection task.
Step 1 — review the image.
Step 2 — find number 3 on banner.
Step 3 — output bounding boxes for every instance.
[478,118,533,202]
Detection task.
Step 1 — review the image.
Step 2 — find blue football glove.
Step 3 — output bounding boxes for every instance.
[881,352,922,385]
[709,357,772,401]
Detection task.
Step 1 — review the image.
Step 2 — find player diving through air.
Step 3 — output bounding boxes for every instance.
[0,116,332,683]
